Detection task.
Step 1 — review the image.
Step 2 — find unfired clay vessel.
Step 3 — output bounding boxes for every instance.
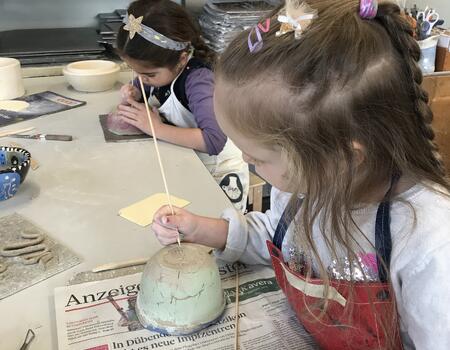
[136,243,225,335]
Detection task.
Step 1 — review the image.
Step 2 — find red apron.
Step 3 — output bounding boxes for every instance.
[268,192,403,349]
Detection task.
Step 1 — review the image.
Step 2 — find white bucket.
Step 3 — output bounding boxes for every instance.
[0,57,25,100]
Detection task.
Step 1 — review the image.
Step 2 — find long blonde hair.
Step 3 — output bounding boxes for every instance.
[216,0,449,346]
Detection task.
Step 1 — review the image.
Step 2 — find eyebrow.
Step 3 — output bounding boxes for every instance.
[243,152,263,162]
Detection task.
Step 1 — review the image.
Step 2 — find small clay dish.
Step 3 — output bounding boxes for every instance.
[0,146,31,200]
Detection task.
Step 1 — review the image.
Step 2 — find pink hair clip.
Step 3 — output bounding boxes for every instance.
[359,0,378,19]
[247,18,271,53]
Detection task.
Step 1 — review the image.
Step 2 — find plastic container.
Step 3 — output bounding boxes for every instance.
[417,35,440,74]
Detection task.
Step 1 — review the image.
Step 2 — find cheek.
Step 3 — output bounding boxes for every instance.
[139,76,153,85]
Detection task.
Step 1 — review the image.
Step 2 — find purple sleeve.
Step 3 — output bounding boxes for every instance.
[185,68,227,156]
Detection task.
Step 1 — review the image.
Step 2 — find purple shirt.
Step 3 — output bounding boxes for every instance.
[134,66,227,156]
[185,68,227,156]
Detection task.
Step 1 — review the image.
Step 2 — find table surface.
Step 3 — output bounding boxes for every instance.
[0,74,232,350]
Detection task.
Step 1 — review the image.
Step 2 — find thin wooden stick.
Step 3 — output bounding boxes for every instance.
[137,76,180,246]
[92,257,148,273]
[234,267,240,350]
[0,127,35,138]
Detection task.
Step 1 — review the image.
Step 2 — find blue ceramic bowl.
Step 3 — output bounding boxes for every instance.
[0,146,31,200]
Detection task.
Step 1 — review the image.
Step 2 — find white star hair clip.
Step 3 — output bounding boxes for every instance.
[122,13,189,50]
[123,14,143,40]
[276,1,317,39]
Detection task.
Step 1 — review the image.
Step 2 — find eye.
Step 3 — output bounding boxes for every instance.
[243,153,264,166]
[144,73,156,78]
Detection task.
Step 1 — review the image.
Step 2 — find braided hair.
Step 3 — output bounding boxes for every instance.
[375,3,445,175]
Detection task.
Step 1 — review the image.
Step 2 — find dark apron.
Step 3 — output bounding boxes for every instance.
[267,184,403,349]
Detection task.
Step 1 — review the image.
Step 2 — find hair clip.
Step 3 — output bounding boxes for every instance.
[359,0,378,19]
[276,13,316,39]
[275,0,317,40]
[248,18,271,53]
[123,14,144,40]
[122,13,189,50]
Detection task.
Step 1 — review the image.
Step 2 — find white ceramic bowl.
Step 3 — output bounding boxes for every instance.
[0,57,25,100]
[63,60,120,92]
[136,243,225,335]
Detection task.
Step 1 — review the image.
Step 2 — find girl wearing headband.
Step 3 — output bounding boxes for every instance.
[152,0,450,348]
[116,0,249,211]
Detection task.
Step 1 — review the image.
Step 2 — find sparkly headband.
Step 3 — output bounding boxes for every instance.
[359,0,378,19]
[122,14,190,51]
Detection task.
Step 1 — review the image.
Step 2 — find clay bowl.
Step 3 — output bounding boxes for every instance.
[63,60,120,92]
[136,243,225,335]
[0,146,31,200]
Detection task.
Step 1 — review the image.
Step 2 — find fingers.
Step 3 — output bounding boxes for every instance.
[152,205,185,245]
[117,104,140,114]
[120,84,137,101]
[127,98,145,110]
[117,110,138,121]
[120,116,140,127]
[153,205,182,226]
[151,221,179,245]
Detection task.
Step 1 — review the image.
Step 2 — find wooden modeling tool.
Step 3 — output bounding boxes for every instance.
[92,257,148,273]
[0,127,35,138]
[235,268,240,350]
[137,76,181,246]
[10,134,73,141]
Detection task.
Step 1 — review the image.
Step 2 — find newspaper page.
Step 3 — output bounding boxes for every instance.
[54,262,318,350]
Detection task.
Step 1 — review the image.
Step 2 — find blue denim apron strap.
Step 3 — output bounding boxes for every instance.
[272,196,304,250]
[375,174,400,283]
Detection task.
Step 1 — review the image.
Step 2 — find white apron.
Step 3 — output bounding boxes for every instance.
[152,74,249,212]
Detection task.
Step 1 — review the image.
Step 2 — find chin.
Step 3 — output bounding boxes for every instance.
[270,181,292,193]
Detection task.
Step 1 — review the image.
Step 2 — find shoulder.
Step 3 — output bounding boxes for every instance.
[270,187,293,215]
[391,183,450,272]
[185,68,214,90]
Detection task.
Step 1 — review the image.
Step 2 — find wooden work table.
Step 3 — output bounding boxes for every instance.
[0,73,232,349]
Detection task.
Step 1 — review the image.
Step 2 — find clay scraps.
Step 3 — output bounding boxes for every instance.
[0,231,54,266]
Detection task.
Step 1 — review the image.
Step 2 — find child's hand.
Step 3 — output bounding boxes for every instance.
[117,98,162,135]
[120,83,141,103]
[152,206,201,245]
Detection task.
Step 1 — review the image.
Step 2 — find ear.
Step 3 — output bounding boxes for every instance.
[351,141,366,166]
[178,52,189,66]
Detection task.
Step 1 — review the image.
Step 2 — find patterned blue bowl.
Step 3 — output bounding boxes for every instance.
[0,146,31,200]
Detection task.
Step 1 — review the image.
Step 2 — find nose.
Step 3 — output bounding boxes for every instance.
[139,74,151,85]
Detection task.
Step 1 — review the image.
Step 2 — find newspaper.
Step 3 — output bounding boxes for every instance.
[54,262,318,350]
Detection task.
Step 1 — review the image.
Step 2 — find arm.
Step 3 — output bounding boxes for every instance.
[152,188,291,265]
[151,206,229,248]
[155,123,208,153]
[117,100,208,152]
[399,243,450,349]
[215,188,290,265]
[185,68,227,155]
